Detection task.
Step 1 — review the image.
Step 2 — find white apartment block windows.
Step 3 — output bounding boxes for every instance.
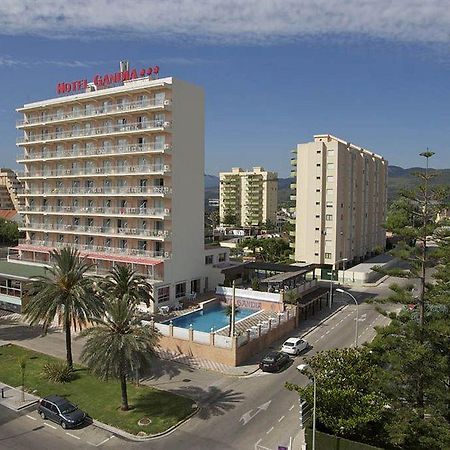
[326,214,333,221]
[325,252,332,259]
[327,163,334,170]
[218,253,227,262]
[205,255,213,265]
[327,176,334,183]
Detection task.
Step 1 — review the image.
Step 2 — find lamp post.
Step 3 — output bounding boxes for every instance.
[297,363,316,450]
[328,258,348,308]
[341,258,348,284]
[336,288,359,347]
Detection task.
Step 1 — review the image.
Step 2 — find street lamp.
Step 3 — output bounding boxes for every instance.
[297,363,316,450]
[336,288,359,347]
[328,258,348,308]
[341,258,348,284]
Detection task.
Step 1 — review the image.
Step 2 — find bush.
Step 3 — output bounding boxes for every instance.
[41,361,73,383]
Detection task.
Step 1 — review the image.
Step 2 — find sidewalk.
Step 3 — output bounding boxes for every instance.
[0,381,40,411]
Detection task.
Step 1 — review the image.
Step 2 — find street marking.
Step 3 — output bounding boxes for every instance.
[267,426,274,434]
[44,423,57,429]
[66,432,81,440]
[255,438,262,446]
[240,400,272,425]
[325,330,330,334]
[289,404,295,411]
[278,415,285,422]
[92,436,115,447]
[26,414,37,421]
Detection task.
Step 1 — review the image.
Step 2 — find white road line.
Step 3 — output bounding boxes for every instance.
[255,438,262,446]
[278,415,285,422]
[66,432,81,440]
[289,404,295,411]
[26,414,37,421]
[325,330,330,335]
[266,426,274,434]
[96,436,114,447]
[44,423,57,429]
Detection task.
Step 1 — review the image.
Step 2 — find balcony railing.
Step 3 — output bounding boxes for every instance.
[19,205,171,217]
[17,120,172,145]
[18,186,172,196]
[18,164,170,179]
[21,223,171,239]
[17,99,171,127]
[17,142,171,161]
[18,239,170,259]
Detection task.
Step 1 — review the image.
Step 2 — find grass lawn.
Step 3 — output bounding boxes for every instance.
[0,344,195,435]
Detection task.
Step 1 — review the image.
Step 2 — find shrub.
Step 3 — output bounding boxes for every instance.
[41,361,73,383]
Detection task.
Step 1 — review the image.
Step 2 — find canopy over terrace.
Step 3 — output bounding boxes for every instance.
[261,266,316,293]
[9,243,163,279]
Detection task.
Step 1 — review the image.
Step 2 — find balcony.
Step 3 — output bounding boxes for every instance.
[19,205,171,218]
[18,185,172,197]
[21,223,171,240]
[17,142,171,162]
[17,120,172,145]
[17,98,171,127]
[18,164,171,179]
[290,182,296,190]
[18,239,170,259]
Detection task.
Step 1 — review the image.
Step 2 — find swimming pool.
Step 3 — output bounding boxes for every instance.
[168,304,256,333]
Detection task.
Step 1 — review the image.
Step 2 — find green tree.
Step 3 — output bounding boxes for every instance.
[80,293,159,411]
[0,218,19,245]
[222,211,238,226]
[23,248,100,369]
[286,348,386,444]
[223,304,240,337]
[238,237,260,257]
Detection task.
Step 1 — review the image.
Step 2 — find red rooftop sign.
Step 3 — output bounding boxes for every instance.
[56,65,160,95]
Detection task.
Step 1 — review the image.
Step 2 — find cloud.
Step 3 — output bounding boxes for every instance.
[0,0,448,45]
[0,56,100,68]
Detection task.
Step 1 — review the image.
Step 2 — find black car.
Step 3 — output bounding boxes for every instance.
[38,395,86,429]
[259,351,290,372]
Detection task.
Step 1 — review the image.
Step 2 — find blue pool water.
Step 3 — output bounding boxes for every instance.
[168,304,256,332]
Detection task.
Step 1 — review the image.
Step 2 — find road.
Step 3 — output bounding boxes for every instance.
[0,281,399,450]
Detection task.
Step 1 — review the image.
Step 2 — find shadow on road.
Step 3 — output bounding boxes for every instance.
[140,356,194,382]
[166,385,245,420]
[0,324,44,341]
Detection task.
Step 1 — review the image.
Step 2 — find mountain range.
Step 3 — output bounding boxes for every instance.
[204,165,450,207]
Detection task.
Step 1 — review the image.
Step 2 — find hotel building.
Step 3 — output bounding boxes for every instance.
[219,167,278,227]
[291,134,388,267]
[14,71,226,309]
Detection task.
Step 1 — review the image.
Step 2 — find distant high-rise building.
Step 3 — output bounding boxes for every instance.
[291,134,388,267]
[219,167,278,227]
[15,68,226,309]
[0,168,23,211]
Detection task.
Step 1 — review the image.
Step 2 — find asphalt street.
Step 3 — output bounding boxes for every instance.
[0,278,402,450]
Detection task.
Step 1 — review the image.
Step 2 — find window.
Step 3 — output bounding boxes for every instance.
[316,163,321,167]
[326,201,333,208]
[327,163,334,170]
[316,189,321,192]
[326,189,333,198]
[325,252,332,259]
[316,176,321,180]
[158,286,170,303]
[326,214,333,221]
[175,282,186,298]
[205,255,213,265]
[327,176,334,183]
[327,148,334,155]
[315,201,320,205]
[218,253,227,262]
[315,215,320,218]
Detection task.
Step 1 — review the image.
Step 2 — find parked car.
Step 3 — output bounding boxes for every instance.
[38,395,86,429]
[259,351,290,372]
[281,337,309,355]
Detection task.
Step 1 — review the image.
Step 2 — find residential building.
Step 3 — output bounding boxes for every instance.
[219,167,277,227]
[13,67,226,310]
[291,134,388,267]
[0,168,23,211]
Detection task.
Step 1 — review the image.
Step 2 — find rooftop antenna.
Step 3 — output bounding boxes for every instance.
[119,60,129,72]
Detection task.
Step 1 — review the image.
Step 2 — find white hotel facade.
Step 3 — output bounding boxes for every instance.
[14,73,226,309]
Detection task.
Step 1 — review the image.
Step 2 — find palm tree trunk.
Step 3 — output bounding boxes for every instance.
[65,317,73,369]
[120,370,129,411]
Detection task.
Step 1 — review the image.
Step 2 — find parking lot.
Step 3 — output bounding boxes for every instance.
[17,407,116,447]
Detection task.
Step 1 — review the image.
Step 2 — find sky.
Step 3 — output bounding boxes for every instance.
[0,1,449,177]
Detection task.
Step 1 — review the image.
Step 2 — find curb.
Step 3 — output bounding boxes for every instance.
[92,407,199,442]
[300,304,348,339]
[0,382,40,412]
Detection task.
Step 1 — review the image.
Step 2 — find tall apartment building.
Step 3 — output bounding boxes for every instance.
[291,134,388,267]
[219,167,278,227]
[14,70,225,308]
[0,168,23,210]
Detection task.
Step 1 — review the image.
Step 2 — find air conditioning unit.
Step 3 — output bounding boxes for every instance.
[163,143,171,150]
[163,99,171,106]
[163,121,171,128]
[164,252,170,258]
[163,165,170,171]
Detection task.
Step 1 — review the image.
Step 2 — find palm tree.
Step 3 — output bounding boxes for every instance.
[80,293,159,411]
[100,265,153,309]
[224,304,240,337]
[23,247,100,369]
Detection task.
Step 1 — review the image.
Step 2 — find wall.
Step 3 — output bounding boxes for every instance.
[215,286,284,312]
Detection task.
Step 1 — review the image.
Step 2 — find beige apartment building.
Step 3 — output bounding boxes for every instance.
[14,72,226,309]
[219,167,277,227]
[0,168,22,210]
[291,134,388,267]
